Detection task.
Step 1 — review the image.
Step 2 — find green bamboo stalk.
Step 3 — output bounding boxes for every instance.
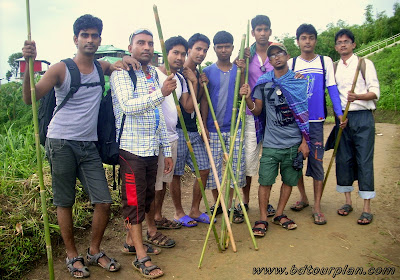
[322,58,363,194]
[186,80,237,265]
[221,34,245,246]
[199,60,258,253]
[153,5,221,252]
[229,21,250,232]
[25,0,54,279]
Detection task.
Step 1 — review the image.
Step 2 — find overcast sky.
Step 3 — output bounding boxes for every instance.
[0,0,397,81]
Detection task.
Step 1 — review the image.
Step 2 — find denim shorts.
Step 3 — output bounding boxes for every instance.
[45,138,112,207]
[305,122,324,181]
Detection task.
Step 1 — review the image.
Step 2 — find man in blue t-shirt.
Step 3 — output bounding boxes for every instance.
[287,24,346,225]
[202,31,246,223]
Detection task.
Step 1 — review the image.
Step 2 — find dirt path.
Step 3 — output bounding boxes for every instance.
[27,123,400,280]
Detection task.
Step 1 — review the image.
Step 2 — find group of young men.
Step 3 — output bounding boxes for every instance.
[22,13,379,279]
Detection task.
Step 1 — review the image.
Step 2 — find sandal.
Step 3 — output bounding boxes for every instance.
[337,204,353,216]
[66,256,90,278]
[133,256,164,279]
[173,215,197,227]
[86,248,120,272]
[236,203,249,213]
[312,212,327,225]
[273,214,297,230]
[210,204,223,215]
[192,213,216,224]
[122,243,161,255]
[267,204,276,217]
[357,212,373,225]
[155,217,182,229]
[252,221,268,237]
[229,208,244,224]
[145,231,176,248]
[290,201,309,212]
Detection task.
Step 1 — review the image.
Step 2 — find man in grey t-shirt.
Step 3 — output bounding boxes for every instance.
[22,14,133,278]
[240,43,309,237]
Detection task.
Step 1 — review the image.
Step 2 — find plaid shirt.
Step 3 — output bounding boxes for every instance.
[110,65,171,157]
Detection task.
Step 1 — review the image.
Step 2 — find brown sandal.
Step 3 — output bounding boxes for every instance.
[145,231,176,248]
[155,217,182,229]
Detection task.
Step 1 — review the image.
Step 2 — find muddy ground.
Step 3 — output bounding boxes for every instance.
[27,123,400,280]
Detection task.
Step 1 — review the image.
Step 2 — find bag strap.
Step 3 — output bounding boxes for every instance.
[291,56,297,71]
[319,55,326,90]
[53,58,81,115]
[118,68,138,142]
[94,60,105,93]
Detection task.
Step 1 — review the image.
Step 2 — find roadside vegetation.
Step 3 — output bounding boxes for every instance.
[1,3,400,280]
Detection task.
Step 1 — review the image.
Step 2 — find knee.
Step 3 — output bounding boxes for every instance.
[95,203,111,213]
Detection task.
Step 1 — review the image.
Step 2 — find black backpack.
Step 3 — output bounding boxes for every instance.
[96,68,137,189]
[96,68,137,165]
[38,58,105,146]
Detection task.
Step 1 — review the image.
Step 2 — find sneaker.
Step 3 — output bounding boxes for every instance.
[267,204,276,217]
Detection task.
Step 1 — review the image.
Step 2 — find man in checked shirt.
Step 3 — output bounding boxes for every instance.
[110,28,176,278]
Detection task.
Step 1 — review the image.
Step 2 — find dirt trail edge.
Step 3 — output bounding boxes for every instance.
[28,123,400,280]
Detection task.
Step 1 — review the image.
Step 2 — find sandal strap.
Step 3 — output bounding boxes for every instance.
[142,265,160,275]
[254,220,268,227]
[148,231,168,245]
[281,220,295,227]
[87,249,105,264]
[273,214,287,222]
[136,255,152,264]
[67,256,85,266]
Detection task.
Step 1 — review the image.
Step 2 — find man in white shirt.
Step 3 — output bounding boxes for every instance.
[333,29,380,225]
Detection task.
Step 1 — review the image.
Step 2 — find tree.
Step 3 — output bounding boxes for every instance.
[7,52,22,77]
[6,71,12,82]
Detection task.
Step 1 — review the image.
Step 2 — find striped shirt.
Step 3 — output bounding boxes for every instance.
[110,65,171,157]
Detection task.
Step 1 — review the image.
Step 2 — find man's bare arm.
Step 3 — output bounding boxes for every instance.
[22,40,63,104]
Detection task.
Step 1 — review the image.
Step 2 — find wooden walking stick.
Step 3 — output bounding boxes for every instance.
[322,58,363,193]
[153,5,222,251]
[185,80,237,265]
[25,0,55,279]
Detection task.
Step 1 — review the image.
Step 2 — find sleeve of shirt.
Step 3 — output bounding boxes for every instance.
[365,59,380,100]
[253,84,263,100]
[159,107,172,157]
[110,70,165,115]
[327,85,343,116]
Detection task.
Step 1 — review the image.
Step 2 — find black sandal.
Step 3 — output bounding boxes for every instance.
[252,220,268,237]
[273,214,297,230]
[133,256,164,279]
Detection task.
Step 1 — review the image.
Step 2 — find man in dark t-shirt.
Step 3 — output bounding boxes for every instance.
[170,34,212,226]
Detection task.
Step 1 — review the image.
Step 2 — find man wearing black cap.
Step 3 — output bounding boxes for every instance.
[240,43,309,236]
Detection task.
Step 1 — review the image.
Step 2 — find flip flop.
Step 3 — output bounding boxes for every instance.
[290,201,309,212]
[173,215,197,227]
[312,212,327,225]
[192,213,216,224]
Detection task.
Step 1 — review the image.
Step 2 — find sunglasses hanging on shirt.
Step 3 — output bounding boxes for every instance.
[257,54,266,72]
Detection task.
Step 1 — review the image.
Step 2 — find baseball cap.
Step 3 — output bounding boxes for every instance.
[267,43,288,57]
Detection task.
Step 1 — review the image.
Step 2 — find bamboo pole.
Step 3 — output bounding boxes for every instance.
[322,58,363,193]
[198,41,258,255]
[25,1,54,279]
[228,21,250,245]
[153,5,221,251]
[186,80,237,260]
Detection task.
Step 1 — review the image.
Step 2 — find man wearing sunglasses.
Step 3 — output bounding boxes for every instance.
[240,43,309,236]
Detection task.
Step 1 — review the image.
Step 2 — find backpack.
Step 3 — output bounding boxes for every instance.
[291,55,328,118]
[96,69,137,190]
[96,68,137,165]
[38,58,105,146]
